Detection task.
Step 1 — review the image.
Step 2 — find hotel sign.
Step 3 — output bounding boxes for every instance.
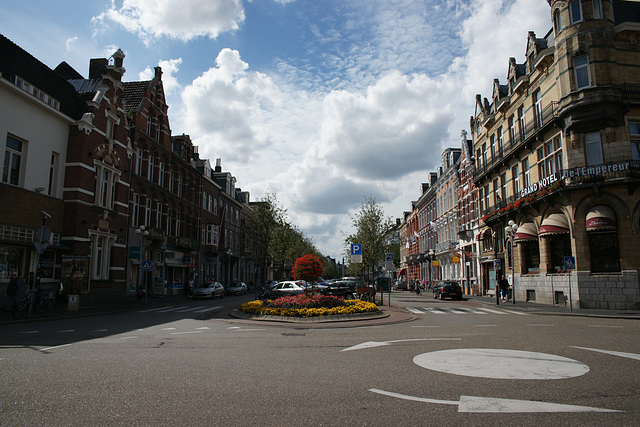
[519,173,559,199]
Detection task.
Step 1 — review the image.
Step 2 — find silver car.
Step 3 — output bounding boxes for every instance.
[268,281,305,298]
[226,282,248,295]
[192,282,225,299]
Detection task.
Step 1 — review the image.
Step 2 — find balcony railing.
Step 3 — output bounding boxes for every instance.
[474,102,559,180]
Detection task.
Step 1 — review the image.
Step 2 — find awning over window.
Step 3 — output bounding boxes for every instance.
[514,222,538,242]
[478,228,491,240]
[586,205,617,231]
[539,213,570,236]
[398,268,407,276]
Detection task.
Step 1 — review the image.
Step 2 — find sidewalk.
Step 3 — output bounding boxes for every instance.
[2,291,638,326]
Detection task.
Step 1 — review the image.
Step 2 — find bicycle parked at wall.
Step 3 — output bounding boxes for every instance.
[12,288,57,319]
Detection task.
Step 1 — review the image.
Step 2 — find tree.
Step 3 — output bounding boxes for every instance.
[345,196,394,282]
[291,254,324,284]
[246,193,286,295]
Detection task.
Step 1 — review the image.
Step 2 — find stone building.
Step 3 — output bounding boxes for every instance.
[471,0,640,309]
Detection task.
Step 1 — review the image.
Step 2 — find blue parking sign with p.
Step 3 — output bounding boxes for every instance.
[351,244,362,255]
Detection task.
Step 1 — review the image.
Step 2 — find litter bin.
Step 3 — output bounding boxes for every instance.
[67,294,80,312]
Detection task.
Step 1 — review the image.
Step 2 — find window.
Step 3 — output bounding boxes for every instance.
[512,164,520,194]
[493,178,500,205]
[204,224,219,246]
[90,232,115,280]
[570,0,583,24]
[589,232,620,272]
[482,143,487,168]
[593,0,602,19]
[169,171,174,192]
[176,212,181,236]
[48,152,59,197]
[132,193,140,226]
[145,197,152,226]
[483,185,490,213]
[158,161,164,187]
[135,148,143,175]
[95,161,118,209]
[518,106,525,140]
[547,234,572,272]
[147,155,154,181]
[476,148,483,169]
[203,191,208,209]
[167,208,173,236]
[523,241,540,273]
[146,117,152,136]
[509,115,516,145]
[177,175,182,197]
[585,132,603,165]
[554,9,562,34]
[522,158,531,188]
[533,90,543,128]
[497,127,504,157]
[156,201,163,228]
[630,122,640,160]
[3,135,23,186]
[500,173,507,201]
[490,135,495,161]
[574,55,591,89]
[538,135,563,178]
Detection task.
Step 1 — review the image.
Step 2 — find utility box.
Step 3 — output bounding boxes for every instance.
[67,294,79,312]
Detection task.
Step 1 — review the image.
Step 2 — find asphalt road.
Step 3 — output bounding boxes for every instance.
[1,292,639,426]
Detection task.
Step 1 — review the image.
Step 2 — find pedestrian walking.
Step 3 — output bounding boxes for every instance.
[499,275,509,302]
[415,279,421,295]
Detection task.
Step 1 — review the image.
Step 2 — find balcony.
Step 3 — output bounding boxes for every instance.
[474,102,559,181]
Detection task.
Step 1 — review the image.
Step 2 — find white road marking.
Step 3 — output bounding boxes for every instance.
[162,327,176,331]
[21,330,39,334]
[572,346,640,361]
[155,306,189,313]
[40,344,72,352]
[196,327,210,330]
[171,331,204,335]
[476,308,507,314]
[120,336,138,339]
[414,349,589,380]
[93,329,109,332]
[57,329,75,333]
[500,309,530,316]
[406,307,424,314]
[448,308,468,314]
[341,338,461,352]
[369,389,621,413]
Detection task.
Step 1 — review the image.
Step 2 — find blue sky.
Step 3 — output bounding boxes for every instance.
[0,0,552,259]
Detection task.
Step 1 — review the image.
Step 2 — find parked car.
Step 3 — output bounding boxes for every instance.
[320,280,357,297]
[226,282,248,295]
[268,281,305,298]
[193,281,225,299]
[394,280,408,291]
[432,281,463,300]
[300,281,329,292]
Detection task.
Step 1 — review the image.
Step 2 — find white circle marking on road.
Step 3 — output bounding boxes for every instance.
[414,348,589,380]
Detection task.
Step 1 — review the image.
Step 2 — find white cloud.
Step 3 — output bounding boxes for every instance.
[139,58,183,95]
[92,0,245,44]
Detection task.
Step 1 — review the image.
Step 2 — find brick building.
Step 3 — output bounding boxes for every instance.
[471,0,640,309]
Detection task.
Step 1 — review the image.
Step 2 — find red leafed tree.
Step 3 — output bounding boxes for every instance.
[291,254,324,283]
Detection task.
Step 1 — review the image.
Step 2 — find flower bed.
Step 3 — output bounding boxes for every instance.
[239,294,379,317]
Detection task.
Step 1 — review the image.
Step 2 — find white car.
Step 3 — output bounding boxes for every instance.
[268,281,305,298]
[192,282,225,299]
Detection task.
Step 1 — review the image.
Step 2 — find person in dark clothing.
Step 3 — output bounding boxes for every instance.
[499,275,510,302]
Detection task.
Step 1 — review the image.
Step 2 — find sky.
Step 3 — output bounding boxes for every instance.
[0,0,552,260]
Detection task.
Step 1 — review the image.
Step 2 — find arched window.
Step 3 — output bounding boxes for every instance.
[540,213,572,272]
[586,205,620,272]
[554,9,562,34]
[514,222,539,273]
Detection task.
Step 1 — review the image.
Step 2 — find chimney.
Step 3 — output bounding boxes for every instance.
[215,158,222,173]
[89,58,108,79]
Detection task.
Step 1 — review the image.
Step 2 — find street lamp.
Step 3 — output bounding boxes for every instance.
[428,249,435,290]
[135,225,149,303]
[504,220,519,305]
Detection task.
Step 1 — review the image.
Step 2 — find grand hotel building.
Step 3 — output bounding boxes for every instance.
[472,0,640,310]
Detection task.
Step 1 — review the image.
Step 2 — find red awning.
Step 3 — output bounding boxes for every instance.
[398,268,407,276]
[539,213,569,236]
[514,222,538,242]
[586,205,617,231]
[478,228,491,240]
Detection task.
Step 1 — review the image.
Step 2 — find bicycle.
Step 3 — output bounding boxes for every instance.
[12,289,57,319]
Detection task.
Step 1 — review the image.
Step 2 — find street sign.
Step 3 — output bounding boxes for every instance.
[563,256,575,270]
[33,226,52,255]
[385,253,393,262]
[141,260,153,271]
[351,244,362,264]
[493,259,501,271]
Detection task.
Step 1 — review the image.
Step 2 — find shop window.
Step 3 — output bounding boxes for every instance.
[523,241,540,273]
[589,232,620,272]
[547,234,572,272]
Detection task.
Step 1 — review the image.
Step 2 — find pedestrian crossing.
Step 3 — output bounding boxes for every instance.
[406,306,529,316]
[138,305,223,314]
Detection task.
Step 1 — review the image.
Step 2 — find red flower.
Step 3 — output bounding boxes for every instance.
[291,254,324,283]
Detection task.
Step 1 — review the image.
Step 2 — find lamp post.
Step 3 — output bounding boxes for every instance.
[135,225,149,303]
[504,220,518,305]
[428,249,435,290]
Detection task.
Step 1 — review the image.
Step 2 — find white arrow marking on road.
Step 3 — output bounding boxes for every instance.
[572,346,640,361]
[162,327,176,330]
[369,388,621,413]
[196,327,210,330]
[341,338,461,352]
